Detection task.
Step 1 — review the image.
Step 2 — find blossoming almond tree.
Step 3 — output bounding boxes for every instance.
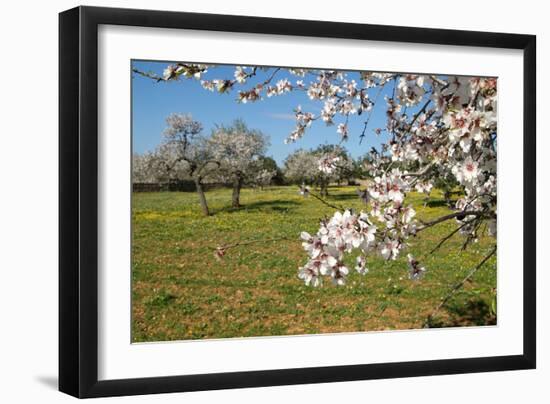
[154,113,220,216]
[209,119,270,207]
[133,152,163,184]
[251,168,277,190]
[135,64,497,294]
[284,145,353,196]
[283,149,320,187]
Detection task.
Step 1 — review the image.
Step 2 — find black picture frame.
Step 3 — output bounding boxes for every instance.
[59,5,536,398]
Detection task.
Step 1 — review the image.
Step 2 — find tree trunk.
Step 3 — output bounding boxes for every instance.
[444,189,452,207]
[194,178,210,216]
[320,181,329,197]
[232,175,243,208]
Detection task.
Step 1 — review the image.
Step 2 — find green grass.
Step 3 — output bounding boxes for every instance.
[132,185,496,342]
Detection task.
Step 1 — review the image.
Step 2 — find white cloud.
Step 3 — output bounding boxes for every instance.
[265,112,295,120]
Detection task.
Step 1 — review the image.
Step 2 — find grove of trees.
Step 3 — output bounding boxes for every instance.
[133,114,275,215]
[283,145,354,196]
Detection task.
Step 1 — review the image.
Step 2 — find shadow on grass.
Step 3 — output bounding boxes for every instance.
[325,193,360,202]
[215,199,301,214]
[423,199,456,208]
[426,297,496,328]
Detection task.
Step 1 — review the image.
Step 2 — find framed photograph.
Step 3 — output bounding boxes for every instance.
[59,6,536,398]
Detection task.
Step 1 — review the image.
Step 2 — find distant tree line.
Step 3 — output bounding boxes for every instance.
[133,113,378,215]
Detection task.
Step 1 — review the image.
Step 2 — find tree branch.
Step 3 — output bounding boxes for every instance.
[196,159,220,176]
[359,85,385,145]
[427,218,476,255]
[417,210,492,232]
[424,246,497,327]
[132,68,164,82]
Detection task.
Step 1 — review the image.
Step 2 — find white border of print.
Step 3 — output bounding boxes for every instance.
[98,24,523,381]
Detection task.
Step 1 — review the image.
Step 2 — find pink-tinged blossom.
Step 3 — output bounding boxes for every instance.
[355,256,369,275]
[234,66,248,83]
[321,99,337,124]
[298,265,321,287]
[380,238,400,261]
[397,75,426,106]
[415,181,433,194]
[163,65,177,80]
[331,263,349,285]
[298,209,381,286]
[318,155,341,174]
[452,156,480,185]
[336,123,349,140]
[407,254,426,280]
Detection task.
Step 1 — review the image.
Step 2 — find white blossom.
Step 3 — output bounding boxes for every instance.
[407,254,426,280]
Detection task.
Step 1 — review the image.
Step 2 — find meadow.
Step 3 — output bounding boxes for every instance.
[132,185,496,342]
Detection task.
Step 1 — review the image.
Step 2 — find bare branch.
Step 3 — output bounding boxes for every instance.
[132,68,164,82]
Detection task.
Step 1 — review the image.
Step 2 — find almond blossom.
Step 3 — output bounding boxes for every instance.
[299,209,378,285]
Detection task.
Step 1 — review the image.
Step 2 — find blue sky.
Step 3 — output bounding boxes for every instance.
[132,61,393,166]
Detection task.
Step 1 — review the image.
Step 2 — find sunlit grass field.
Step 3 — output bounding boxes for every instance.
[132,185,496,342]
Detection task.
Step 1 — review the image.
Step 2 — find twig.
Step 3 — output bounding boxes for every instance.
[213,236,292,252]
[408,98,432,129]
[427,219,474,255]
[306,189,345,211]
[404,161,436,178]
[405,80,449,133]
[383,161,394,175]
[132,68,164,82]
[460,217,485,251]
[359,85,385,145]
[261,67,282,86]
[424,246,497,327]
[417,210,491,232]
